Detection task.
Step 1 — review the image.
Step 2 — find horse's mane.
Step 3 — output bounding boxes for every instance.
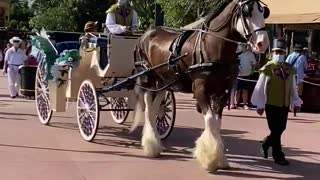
[204,0,233,26]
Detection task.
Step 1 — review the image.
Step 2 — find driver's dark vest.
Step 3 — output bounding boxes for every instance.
[106,4,133,26]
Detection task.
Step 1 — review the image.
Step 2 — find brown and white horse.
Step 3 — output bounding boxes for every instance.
[131,0,270,172]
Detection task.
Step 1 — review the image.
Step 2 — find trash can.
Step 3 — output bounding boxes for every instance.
[20,65,37,97]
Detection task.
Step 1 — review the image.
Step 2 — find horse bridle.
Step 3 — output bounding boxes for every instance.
[236,0,270,41]
[199,0,270,46]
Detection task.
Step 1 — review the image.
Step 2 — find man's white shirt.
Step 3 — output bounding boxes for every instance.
[238,51,256,76]
[4,47,27,65]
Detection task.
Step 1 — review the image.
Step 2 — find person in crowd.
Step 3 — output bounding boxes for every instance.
[234,44,257,110]
[306,52,318,75]
[251,39,303,166]
[4,43,12,54]
[2,37,27,98]
[105,0,138,35]
[285,43,308,96]
[0,48,3,62]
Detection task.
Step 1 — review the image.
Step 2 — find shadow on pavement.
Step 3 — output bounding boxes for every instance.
[0,116,26,121]
[3,95,318,179]
[0,112,74,119]
[38,121,320,179]
[224,114,320,124]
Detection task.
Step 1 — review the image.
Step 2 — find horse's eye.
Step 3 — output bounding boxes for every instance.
[263,7,270,19]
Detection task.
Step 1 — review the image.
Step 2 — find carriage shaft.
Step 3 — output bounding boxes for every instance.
[99,53,188,93]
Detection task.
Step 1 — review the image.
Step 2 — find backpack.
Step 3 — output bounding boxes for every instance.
[289,54,301,67]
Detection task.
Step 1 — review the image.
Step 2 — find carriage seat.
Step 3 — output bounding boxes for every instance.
[55,41,80,55]
[88,37,109,69]
[89,36,109,47]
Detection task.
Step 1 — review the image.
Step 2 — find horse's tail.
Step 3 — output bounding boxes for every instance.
[130,35,148,133]
[130,76,146,132]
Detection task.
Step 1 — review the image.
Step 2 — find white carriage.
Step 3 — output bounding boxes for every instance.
[34,31,176,141]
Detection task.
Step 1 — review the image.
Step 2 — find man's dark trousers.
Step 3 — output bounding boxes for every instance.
[263,104,289,160]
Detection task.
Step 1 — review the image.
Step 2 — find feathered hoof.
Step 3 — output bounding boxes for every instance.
[193,129,224,172]
[142,138,162,157]
[196,103,202,113]
[218,161,231,170]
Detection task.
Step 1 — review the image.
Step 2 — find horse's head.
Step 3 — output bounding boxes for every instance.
[234,0,270,53]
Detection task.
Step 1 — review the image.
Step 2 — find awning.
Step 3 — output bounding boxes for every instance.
[263,0,320,24]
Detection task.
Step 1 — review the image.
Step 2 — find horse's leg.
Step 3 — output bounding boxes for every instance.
[141,90,166,157]
[193,81,226,172]
[215,104,230,169]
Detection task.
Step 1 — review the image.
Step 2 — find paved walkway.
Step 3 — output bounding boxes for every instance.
[0,74,319,180]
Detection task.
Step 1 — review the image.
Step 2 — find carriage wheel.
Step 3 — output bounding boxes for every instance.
[77,80,100,142]
[110,97,129,124]
[35,63,53,125]
[157,90,176,140]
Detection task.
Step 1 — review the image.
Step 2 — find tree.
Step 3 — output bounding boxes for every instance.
[131,0,155,30]
[73,0,114,32]
[30,0,114,32]
[157,0,217,27]
[29,6,78,32]
[9,0,34,30]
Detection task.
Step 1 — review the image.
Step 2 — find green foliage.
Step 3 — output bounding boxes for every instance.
[157,0,219,27]
[131,0,155,30]
[29,6,78,31]
[9,0,224,32]
[9,0,34,30]
[73,0,114,32]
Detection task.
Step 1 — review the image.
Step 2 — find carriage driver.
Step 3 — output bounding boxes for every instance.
[105,0,139,35]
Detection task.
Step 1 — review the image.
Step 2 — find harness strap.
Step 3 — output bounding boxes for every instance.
[192,31,201,65]
[188,62,217,73]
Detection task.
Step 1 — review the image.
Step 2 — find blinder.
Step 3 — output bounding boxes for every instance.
[263,6,270,19]
[241,0,270,19]
[237,0,269,40]
[242,2,253,17]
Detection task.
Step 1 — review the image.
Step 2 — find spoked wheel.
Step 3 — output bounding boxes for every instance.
[157,90,176,140]
[110,97,129,124]
[35,62,53,125]
[77,80,100,142]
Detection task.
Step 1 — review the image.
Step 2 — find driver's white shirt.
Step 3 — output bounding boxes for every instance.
[105,10,138,34]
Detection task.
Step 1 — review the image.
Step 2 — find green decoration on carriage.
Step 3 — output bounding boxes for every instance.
[31,30,82,86]
[31,35,58,81]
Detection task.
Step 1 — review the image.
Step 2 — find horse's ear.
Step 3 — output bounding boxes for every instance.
[263,7,270,19]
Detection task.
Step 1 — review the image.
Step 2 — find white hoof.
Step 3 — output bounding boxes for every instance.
[142,121,162,157]
[142,135,162,157]
[193,129,224,172]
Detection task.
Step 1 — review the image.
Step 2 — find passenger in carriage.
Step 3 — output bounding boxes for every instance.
[80,21,98,47]
[105,0,139,35]
[84,21,98,34]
